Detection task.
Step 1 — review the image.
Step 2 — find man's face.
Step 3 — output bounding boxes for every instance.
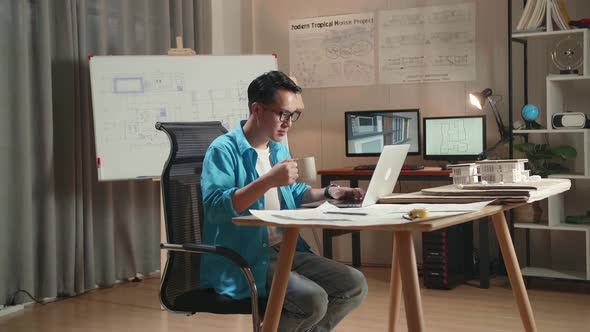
[254,89,301,142]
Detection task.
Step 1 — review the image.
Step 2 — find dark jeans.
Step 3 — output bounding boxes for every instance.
[266,245,368,332]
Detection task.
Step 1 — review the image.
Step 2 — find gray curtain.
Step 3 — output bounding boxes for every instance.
[0,0,210,305]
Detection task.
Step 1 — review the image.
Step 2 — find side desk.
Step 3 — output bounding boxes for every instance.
[318,167,493,288]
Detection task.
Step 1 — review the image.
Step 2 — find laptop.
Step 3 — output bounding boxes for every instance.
[302,144,410,208]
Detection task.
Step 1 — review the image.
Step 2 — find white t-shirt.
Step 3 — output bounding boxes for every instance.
[254,147,283,247]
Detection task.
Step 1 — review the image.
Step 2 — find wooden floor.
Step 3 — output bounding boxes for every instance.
[1,267,589,331]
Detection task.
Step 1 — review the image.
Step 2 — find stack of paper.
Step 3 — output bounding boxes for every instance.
[380,179,570,205]
[380,192,529,205]
[249,201,493,227]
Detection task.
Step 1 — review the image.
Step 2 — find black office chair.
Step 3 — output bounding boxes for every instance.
[156,121,263,332]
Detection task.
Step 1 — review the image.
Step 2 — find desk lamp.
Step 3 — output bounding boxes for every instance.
[469,88,509,159]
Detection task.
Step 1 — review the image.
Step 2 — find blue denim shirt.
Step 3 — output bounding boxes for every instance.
[200,120,311,300]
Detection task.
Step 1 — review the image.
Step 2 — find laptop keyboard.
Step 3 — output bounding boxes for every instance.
[328,199,362,208]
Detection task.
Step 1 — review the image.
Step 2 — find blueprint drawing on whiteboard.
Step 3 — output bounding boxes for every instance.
[289,13,375,88]
[89,55,277,180]
[378,3,476,84]
[93,71,249,150]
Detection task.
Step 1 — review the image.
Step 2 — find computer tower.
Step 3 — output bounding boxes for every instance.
[422,223,472,289]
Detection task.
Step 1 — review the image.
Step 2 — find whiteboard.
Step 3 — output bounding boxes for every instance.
[89,55,278,181]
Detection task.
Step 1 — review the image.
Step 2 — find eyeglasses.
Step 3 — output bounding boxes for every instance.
[261,104,301,122]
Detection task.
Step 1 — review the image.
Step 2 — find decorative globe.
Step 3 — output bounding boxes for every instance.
[521,104,540,121]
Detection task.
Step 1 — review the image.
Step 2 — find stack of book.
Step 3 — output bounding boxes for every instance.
[515,0,571,33]
[378,179,572,204]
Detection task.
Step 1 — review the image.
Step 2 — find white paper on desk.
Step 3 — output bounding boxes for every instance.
[249,201,494,227]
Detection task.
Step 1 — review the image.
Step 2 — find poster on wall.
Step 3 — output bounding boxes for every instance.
[289,13,375,88]
[378,3,476,84]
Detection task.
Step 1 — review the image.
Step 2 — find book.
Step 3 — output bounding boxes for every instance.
[516,0,538,31]
[515,0,571,32]
[528,0,546,30]
[551,0,571,30]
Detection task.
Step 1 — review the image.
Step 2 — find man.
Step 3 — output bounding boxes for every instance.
[201,71,368,331]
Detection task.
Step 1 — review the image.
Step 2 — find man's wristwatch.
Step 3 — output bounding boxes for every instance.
[324,184,339,199]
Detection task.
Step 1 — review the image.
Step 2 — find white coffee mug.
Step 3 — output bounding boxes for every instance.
[294,157,316,184]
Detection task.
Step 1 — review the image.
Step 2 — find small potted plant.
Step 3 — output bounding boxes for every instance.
[512,142,577,223]
[514,143,577,178]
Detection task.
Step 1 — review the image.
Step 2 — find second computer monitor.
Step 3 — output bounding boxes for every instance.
[345,109,420,156]
[423,115,486,161]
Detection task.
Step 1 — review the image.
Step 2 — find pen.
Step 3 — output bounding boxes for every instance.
[324,211,368,216]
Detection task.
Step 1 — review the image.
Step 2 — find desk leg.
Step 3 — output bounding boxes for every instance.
[388,233,402,332]
[491,212,537,332]
[395,231,425,332]
[350,179,361,268]
[323,230,333,259]
[321,176,333,260]
[262,227,300,332]
[352,231,361,267]
[479,218,490,289]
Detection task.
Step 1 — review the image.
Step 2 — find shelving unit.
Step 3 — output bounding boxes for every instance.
[512,27,589,40]
[509,1,590,281]
[520,267,587,280]
[514,221,590,231]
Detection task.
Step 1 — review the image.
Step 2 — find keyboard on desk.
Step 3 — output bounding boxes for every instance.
[353,164,424,171]
[402,164,425,170]
[353,164,376,170]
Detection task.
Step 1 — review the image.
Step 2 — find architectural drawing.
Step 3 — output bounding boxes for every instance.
[113,77,144,93]
[289,13,375,88]
[125,105,180,145]
[439,120,469,154]
[379,3,476,84]
[113,75,185,94]
[142,75,184,92]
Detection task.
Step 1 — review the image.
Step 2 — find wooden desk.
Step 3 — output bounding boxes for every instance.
[317,167,453,271]
[234,203,538,332]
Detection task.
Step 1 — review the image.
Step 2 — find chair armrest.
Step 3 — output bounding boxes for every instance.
[161,243,249,269]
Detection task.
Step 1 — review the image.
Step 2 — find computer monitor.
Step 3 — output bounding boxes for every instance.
[423,115,486,162]
[345,109,420,156]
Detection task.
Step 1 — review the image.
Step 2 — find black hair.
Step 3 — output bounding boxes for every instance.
[247,71,302,114]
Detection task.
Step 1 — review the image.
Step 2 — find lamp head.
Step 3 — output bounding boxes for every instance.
[469,88,493,110]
